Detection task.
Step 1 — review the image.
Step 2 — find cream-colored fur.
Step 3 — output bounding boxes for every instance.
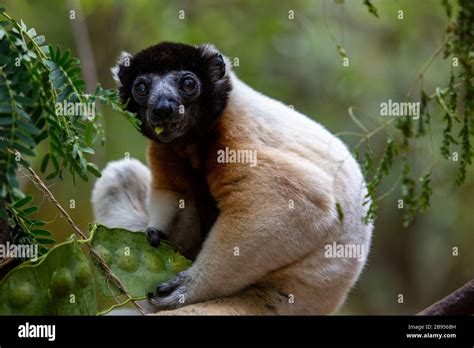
[92,63,373,315]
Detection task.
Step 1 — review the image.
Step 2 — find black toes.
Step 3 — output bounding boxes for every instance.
[146,228,166,248]
[156,282,177,296]
[156,275,183,296]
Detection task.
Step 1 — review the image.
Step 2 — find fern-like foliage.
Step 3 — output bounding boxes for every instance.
[0,9,139,255]
[352,0,472,227]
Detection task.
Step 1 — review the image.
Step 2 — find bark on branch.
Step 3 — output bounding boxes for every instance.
[418,279,474,315]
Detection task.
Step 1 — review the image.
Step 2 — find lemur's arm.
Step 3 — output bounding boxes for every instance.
[145,141,202,254]
[150,157,337,308]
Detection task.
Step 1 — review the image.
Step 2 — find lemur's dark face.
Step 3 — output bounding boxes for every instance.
[112,42,232,143]
[131,71,202,142]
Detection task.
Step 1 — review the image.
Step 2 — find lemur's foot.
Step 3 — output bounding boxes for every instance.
[149,271,191,309]
[146,227,167,248]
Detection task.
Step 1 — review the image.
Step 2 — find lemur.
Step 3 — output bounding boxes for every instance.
[91,42,373,315]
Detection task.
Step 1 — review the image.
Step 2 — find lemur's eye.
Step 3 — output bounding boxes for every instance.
[134,82,148,97]
[181,76,197,94]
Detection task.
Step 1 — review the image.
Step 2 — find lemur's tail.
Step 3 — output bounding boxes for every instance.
[91,159,150,232]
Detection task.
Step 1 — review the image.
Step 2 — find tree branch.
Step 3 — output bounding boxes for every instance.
[418,279,474,315]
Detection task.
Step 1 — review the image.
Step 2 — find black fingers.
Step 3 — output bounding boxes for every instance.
[146,227,167,248]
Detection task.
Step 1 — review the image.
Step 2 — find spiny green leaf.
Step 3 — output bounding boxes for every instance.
[0,238,97,315]
[92,225,192,298]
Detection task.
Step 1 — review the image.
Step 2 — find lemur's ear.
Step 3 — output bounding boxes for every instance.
[111,51,133,86]
[197,44,228,81]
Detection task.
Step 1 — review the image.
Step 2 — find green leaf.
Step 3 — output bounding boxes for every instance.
[15,107,31,121]
[91,225,192,298]
[12,195,32,208]
[40,153,50,173]
[52,74,67,89]
[43,59,57,70]
[363,0,379,18]
[26,28,37,38]
[0,103,14,113]
[45,171,59,181]
[15,130,36,147]
[56,85,72,103]
[80,146,95,154]
[12,141,35,157]
[73,79,85,90]
[13,95,35,107]
[15,119,40,135]
[34,238,55,244]
[49,69,62,81]
[30,219,46,227]
[22,206,38,215]
[20,19,27,32]
[0,117,13,126]
[0,238,97,315]
[86,162,101,177]
[60,49,71,66]
[33,35,45,45]
[31,229,51,237]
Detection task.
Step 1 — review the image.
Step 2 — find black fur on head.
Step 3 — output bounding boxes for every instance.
[112,42,232,143]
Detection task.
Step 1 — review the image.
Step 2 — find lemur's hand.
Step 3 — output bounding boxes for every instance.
[146,227,167,248]
[149,270,193,309]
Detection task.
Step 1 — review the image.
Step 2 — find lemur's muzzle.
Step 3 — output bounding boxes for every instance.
[150,98,177,125]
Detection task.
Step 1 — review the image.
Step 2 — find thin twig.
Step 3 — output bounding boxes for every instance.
[25,165,87,239]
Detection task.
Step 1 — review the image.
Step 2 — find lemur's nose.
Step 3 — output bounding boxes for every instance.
[152,99,174,121]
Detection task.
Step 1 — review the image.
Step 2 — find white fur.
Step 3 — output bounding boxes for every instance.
[146,189,179,233]
[111,51,132,86]
[91,158,149,231]
[93,161,202,256]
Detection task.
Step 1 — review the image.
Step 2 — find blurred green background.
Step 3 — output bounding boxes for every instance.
[3,0,472,314]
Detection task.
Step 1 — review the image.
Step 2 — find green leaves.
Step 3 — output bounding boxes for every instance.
[0,11,143,249]
[0,224,193,315]
[12,195,32,208]
[0,12,98,251]
[91,225,192,298]
[363,0,379,18]
[91,85,141,130]
[0,237,97,315]
[363,138,398,224]
[355,1,473,227]
[9,195,56,251]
